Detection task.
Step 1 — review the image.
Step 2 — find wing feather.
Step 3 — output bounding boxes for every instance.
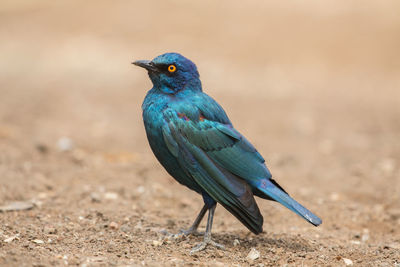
[162,110,263,233]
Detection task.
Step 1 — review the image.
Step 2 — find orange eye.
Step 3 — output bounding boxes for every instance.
[168,65,176,73]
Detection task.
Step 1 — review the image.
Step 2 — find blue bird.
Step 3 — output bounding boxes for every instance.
[133,53,322,253]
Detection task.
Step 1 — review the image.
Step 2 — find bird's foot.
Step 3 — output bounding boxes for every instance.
[190,236,225,254]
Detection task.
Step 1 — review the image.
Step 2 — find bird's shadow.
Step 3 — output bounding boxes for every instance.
[155,221,317,253]
[210,232,317,252]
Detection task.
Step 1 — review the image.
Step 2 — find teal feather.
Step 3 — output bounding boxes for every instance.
[138,52,322,235]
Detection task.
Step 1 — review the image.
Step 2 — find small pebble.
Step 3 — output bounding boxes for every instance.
[343,258,353,266]
[361,228,369,242]
[361,233,369,242]
[233,239,240,246]
[152,240,163,246]
[32,239,44,244]
[37,192,48,199]
[4,234,19,243]
[0,201,34,212]
[90,192,101,203]
[330,192,339,201]
[57,137,73,152]
[137,186,145,194]
[246,247,260,261]
[109,222,119,229]
[104,192,118,200]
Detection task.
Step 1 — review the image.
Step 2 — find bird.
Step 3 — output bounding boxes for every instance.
[133,52,322,253]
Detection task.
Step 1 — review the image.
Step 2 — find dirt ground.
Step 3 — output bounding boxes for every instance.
[1,1,400,266]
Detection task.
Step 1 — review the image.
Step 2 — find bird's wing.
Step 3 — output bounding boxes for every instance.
[162,108,264,234]
[174,92,272,182]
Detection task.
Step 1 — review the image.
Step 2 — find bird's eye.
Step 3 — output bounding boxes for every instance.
[168,65,176,73]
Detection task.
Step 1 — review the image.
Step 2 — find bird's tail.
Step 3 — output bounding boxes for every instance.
[254,179,322,226]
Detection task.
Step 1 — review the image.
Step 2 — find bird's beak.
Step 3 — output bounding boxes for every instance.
[132,60,158,72]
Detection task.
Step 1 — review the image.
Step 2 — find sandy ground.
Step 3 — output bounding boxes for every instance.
[1,1,400,266]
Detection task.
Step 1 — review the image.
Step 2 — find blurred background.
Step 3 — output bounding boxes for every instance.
[1,1,399,265]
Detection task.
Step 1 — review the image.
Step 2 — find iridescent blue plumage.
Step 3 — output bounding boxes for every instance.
[134,53,322,252]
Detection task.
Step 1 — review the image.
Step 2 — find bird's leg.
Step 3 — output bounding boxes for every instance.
[178,204,208,236]
[190,204,225,254]
[161,205,207,238]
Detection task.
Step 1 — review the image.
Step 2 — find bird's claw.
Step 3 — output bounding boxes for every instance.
[190,237,225,254]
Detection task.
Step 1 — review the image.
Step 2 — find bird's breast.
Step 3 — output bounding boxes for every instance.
[141,93,203,194]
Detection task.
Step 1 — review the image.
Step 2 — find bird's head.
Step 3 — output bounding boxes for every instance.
[133,53,201,94]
